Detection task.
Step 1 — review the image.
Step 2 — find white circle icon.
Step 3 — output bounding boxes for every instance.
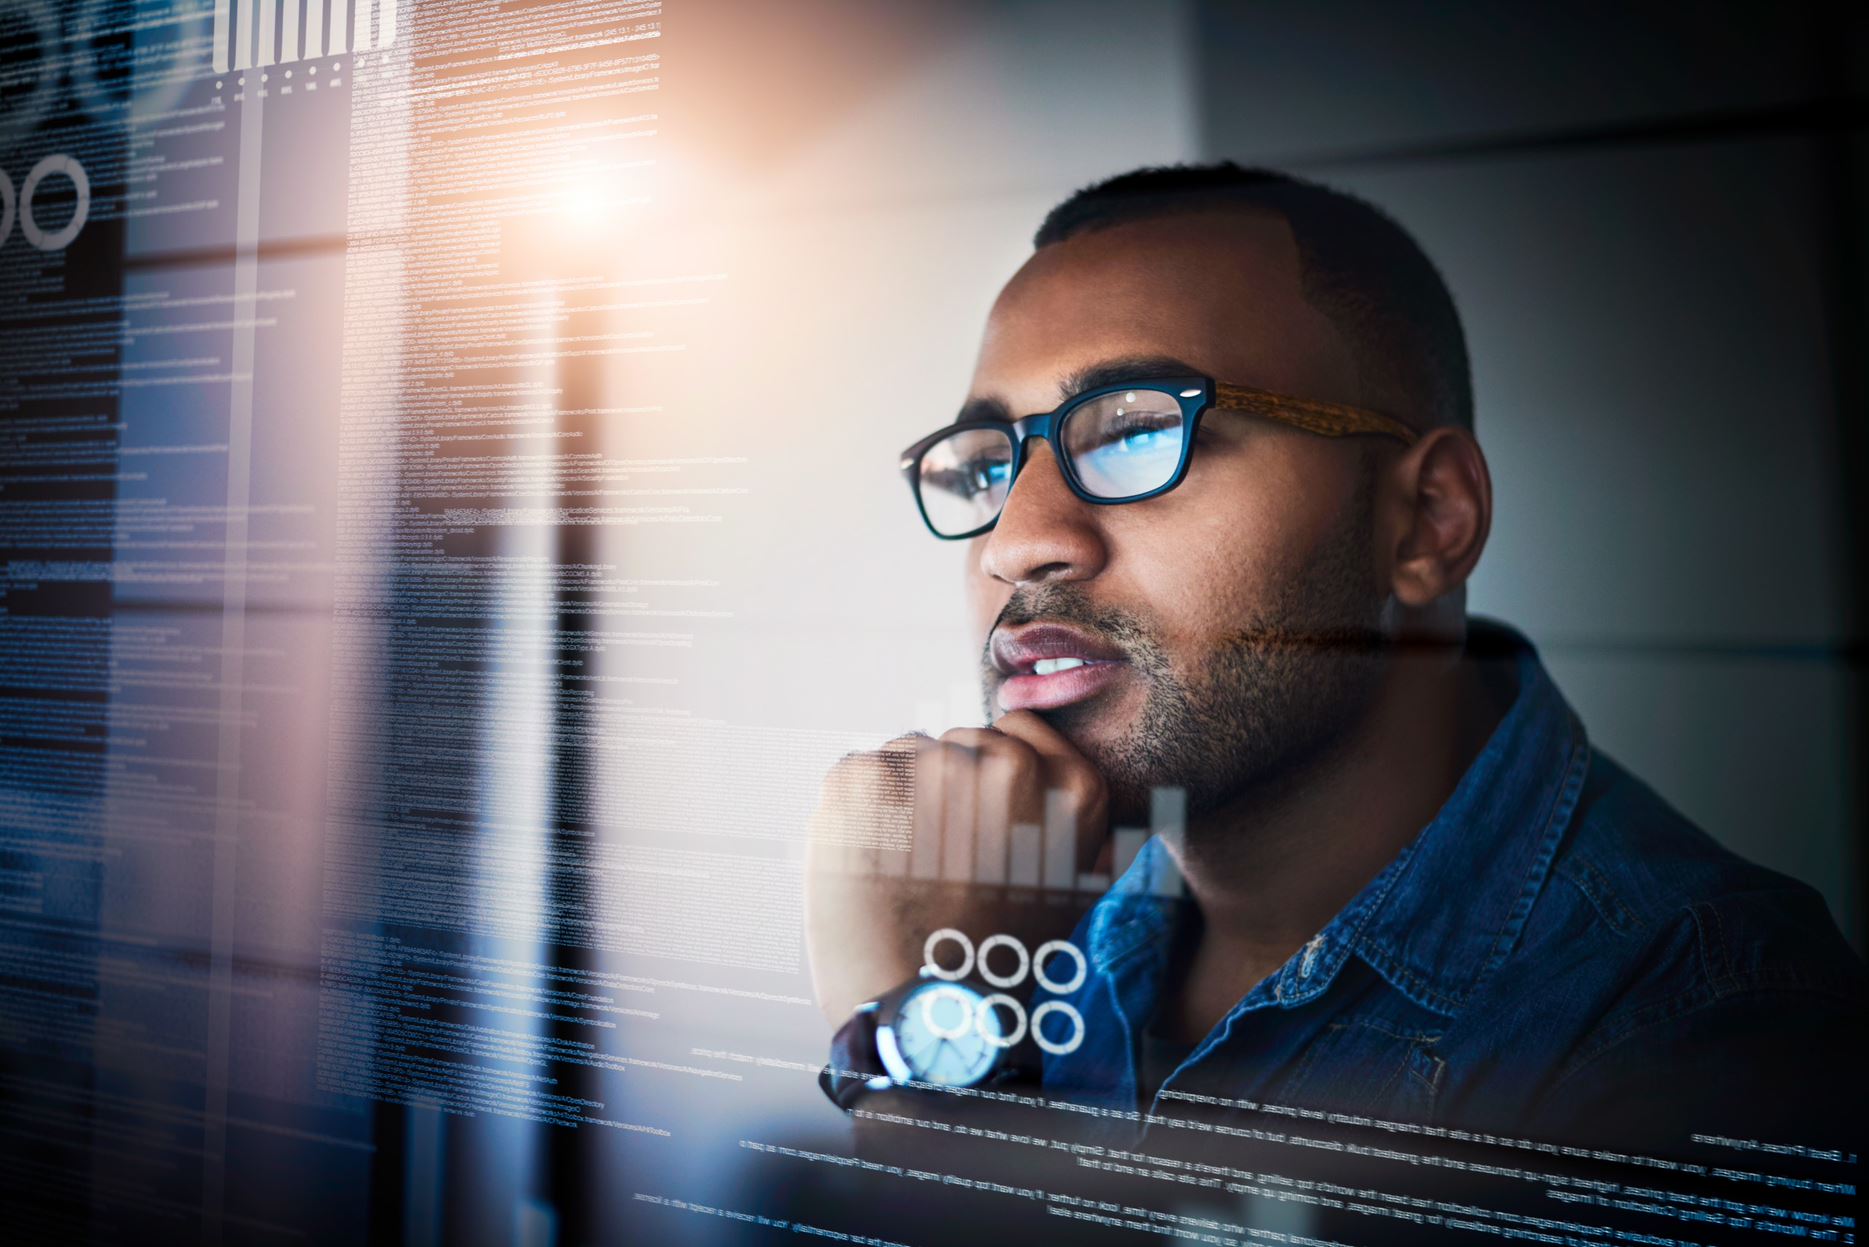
[1034,939,1088,995]
[914,929,1087,1056]
[917,982,977,1041]
[922,927,974,981]
[976,993,1027,1048]
[976,933,1030,989]
[1031,1000,1086,1056]
[20,154,90,251]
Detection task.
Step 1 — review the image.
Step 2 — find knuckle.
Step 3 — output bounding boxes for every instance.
[1063,767,1105,803]
[982,746,1036,791]
[831,747,876,775]
[937,736,979,763]
[823,749,880,794]
[1002,744,1039,782]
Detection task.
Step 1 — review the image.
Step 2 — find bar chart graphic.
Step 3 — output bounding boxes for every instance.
[894,785,1187,898]
[213,0,398,73]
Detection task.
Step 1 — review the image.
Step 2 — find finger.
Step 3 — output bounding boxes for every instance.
[939,726,1044,826]
[907,734,947,880]
[990,710,1110,871]
[876,731,925,793]
[940,728,1025,885]
[936,738,978,883]
[988,710,1098,781]
[871,733,924,874]
[989,711,1107,817]
[809,751,877,875]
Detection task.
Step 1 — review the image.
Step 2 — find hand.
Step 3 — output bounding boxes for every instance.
[804,711,1111,1025]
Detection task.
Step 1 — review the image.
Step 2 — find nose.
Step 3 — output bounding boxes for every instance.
[975,439,1108,586]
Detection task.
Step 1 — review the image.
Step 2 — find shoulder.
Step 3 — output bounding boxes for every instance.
[1511,750,1867,1142]
[1541,748,1863,1005]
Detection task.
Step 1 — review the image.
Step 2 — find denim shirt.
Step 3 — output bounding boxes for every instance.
[1039,621,1867,1148]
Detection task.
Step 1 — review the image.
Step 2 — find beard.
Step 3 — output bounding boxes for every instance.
[979,471,1387,828]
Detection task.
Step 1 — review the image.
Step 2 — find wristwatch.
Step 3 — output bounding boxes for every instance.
[819,972,1039,1110]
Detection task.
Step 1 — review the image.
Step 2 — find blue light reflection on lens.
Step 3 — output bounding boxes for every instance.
[1073,419,1184,498]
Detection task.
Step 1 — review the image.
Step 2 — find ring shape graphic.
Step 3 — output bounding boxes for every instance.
[21,155,90,251]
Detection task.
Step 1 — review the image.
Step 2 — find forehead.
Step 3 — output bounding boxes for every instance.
[970,209,1359,410]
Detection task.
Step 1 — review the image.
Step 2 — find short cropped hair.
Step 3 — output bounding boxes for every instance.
[1034,163,1473,431]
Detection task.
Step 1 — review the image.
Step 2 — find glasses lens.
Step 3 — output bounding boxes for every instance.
[1061,389,1187,499]
[916,426,1015,536]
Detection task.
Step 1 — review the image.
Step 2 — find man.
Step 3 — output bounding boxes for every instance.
[804,164,1865,1151]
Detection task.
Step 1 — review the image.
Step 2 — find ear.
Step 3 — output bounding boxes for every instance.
[1385,427,1492,609]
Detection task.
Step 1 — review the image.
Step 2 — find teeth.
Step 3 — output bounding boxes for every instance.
[1032,657,1087,676]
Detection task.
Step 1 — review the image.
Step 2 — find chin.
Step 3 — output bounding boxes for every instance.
[1040,703,1159,821]
[1034,686,1138,749]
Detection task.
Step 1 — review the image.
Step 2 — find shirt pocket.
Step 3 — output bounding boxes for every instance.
[1270,1016,1446,1121]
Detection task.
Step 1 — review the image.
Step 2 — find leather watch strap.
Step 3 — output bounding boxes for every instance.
[818,1003,888,1111]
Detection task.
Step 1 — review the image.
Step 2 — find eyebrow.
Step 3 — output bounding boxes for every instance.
[1059,355,1204,400]
[954,354,1206,425]
[955,393,1012,424]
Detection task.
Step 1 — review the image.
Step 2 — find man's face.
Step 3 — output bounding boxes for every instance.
[966,210,1393,824]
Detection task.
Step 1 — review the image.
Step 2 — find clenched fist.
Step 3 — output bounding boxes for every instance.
[804,710,1112,1025]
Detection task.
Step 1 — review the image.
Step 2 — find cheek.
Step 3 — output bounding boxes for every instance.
[1124,527,1270,651]
[1107,441,1346,644]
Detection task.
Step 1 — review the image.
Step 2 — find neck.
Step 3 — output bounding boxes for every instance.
[1162,641,1499,1001]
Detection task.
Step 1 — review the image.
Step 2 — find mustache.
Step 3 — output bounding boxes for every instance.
[979,584,1159,676]
[981,583,1402,678]
[991,583,1142,635]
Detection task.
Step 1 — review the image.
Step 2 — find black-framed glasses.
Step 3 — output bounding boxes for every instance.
[898,375,1420,540]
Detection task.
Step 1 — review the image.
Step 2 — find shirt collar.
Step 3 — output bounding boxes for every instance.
[1083,619,1591,1021]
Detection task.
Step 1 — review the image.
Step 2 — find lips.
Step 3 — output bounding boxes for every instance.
[990,624,1131,713]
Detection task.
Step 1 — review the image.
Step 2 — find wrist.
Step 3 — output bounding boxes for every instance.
[819,1001,892,1110]
[819,970,1043,1113]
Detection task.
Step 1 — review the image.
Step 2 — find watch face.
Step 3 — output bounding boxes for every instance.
[878,980,1005,1087]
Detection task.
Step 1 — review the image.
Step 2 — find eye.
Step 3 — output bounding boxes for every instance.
[1114,424,1168,453]
[926,458,1010,498]
[972,459,1012,490]
[1085,413,1181,453]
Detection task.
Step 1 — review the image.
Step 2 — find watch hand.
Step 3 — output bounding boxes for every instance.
[934,1037,964,1071]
